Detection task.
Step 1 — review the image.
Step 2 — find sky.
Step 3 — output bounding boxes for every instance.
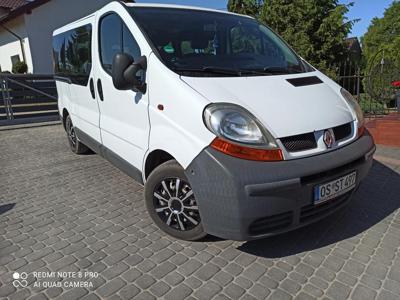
[137,0,394,38]
[339,0,393,37]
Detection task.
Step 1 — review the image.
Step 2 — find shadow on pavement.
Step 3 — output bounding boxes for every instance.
[238,161,400,258]
[0,203,15,215]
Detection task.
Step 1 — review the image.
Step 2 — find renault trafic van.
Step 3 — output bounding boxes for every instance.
[53,2,375,241]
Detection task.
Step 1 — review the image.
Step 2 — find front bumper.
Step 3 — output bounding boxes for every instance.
[186,132,375,241]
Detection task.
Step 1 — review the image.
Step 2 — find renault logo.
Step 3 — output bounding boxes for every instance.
[323,129,335,148]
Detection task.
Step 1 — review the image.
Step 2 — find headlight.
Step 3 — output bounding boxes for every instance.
[203,103,278,148]
[341,88,365,128]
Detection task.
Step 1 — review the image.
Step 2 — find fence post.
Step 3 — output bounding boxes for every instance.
[397,90,400,113]
[5,79,13,120]
[356,67,361,102]
[1,77,10,120]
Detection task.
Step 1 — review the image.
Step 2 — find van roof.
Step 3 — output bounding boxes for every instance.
[53,1,252,35]
[53,14,94,35]
[123,2,252,18]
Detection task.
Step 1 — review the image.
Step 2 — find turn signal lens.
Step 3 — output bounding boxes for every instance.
[357,125,365,137]
[211,138,283,161]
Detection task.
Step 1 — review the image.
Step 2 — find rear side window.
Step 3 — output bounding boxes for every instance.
[99,13,141,75]
[53,24,92,86]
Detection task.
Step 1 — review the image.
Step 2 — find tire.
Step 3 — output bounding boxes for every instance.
[65,115,89,155]
[145,160,207,241]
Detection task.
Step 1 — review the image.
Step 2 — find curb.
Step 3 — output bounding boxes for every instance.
[0,121,61,131]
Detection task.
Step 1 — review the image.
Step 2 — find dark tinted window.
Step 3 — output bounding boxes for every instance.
[99,13,141,74]
[11,55,21,67]
[129,8,305,77]
[99,14,121,73]
[123,24,141,60]
[53,24,92,86]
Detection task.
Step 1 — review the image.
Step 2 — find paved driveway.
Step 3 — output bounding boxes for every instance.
[0,125,400,300]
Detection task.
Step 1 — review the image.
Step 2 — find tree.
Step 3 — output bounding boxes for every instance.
[227,0,355,76]
[12,61,28,74]
[362,1,400,72]
[227,0,263,18]
[260,0,354,75]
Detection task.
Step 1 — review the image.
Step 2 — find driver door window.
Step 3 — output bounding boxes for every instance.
[99,13,141,74]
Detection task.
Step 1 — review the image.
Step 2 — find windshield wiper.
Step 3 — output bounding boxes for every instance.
[173,66,302,76]
[262,66,304,74]
[173,66,243,76]
[173,66,274,77]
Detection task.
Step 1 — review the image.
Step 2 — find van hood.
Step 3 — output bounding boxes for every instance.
[181,73,354,138]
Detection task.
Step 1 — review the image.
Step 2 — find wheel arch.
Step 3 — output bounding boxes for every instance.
[62,108,69,130]
[144,149,176,180]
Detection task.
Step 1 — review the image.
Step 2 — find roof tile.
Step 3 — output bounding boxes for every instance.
[0,0,28,10]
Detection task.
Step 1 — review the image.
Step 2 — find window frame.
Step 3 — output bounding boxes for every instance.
[98,12,141,76]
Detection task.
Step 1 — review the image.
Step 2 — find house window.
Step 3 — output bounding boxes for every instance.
[11,55,21,67]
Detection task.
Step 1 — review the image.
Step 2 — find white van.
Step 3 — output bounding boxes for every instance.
[53,1,375,241]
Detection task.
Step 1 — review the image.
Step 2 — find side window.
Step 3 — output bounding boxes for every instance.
[99,14,121,74]
[123,24,141,60]
[99,13,141,75]
[53,34,65,74]
[52,24,92,86]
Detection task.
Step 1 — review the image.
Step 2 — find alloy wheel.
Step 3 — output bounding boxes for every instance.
[153,178,201,231]
[67,120,77,147]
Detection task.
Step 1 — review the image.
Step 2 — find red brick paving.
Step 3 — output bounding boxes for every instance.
[366,113,400,147]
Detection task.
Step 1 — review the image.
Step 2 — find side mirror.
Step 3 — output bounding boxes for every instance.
[112,53,147,93]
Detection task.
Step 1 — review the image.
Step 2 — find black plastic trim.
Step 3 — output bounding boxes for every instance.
[186,133,375,241]
[246,178,301,196]
[75,128,144,185]
[281,132,317,152]
[287,76,323,87]
[333,122,352,141]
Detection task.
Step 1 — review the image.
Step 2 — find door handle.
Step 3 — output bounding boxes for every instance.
[89,78,95,99]
[97,79,104,101]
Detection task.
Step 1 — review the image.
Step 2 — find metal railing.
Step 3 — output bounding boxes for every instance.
[335,61,398,118]
[0,74,59,126]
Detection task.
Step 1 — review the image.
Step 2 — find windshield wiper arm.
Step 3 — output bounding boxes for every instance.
[173,66,302,76]
[173,66,243,76]
[262,66,303,74]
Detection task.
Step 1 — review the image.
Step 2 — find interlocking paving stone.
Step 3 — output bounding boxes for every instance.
[164,283,192,300]
[0,125,399,299]
[351,284,377,300]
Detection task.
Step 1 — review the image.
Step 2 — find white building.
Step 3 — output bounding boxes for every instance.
[0,0,128,73]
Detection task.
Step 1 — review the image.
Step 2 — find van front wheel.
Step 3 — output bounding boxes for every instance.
[145,160,207,241]
[65,115,89,155]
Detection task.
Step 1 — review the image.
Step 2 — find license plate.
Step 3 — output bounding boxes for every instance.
[314,172,357,204]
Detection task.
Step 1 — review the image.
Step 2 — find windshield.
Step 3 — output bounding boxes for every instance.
[129,7,307,77]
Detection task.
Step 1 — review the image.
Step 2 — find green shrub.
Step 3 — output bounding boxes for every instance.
[358,93,386,115]
[12,61,28,74]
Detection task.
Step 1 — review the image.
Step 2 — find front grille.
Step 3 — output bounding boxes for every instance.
[281,122,352,153]
[281,133,317,152]
[333,123,352,141]
[300,193,352,224]
[249,211,293,235]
